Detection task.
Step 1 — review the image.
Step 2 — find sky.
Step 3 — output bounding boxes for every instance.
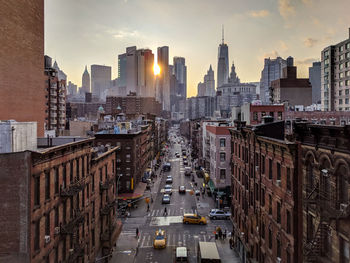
[45,0,350,97]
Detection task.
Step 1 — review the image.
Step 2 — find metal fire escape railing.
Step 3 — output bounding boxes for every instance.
[100,220,117,242]
[60,177,85,197]
[100,199,116,216]
[60,209,85,235]
[67,242,85,263]
[99,176,115,191]
[304,180,350,262]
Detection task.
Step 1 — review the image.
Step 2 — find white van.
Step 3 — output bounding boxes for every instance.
[175,247,188,262]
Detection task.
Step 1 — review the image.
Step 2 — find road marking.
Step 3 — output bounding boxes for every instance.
[183,234,186,246]
[141,235,146,247]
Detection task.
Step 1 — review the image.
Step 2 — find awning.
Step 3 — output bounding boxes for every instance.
[117,181,147,200]
[216,191,226,197]
[208,179,216,193]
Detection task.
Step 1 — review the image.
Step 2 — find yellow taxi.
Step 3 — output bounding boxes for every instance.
[183,214,207,225]
[153,229,167,249]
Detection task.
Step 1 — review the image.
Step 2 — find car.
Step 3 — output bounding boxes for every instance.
[166,178,173,184]
[183,214,207,225]
[162,194,171,204]
[179,186,186,194]
[208,209,231,220]
[184,167,192,176]
[167,175,172,179]
[175,247,188,262]
[153,229,167,249]
[183,160,188,166]
[164,185,172,195]
[195,190,200,196]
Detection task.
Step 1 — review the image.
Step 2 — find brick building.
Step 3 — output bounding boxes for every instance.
[0,139,121,263]
[66,102,106,120]
[285,110,350,126]
[94,126,152,199]
[106,94,162,117]
[230,120,302,263]
[0,0,45,136]
[294,123,350,262]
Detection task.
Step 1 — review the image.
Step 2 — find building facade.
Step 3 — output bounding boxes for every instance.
[260,57,288,104]
[321,29,350,111]
[309,62,321,104]
[294,123,350,263]
[91,65,112,101]
[173,57,187,99]
[0,139,121,263]
[0,0,45,136]
[230,121,302,263]
[157,46,170,111]
[44,56,67,133]
[82,66,91,94]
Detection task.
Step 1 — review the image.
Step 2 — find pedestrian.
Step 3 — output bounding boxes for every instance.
[163,207,167,216]
[151,196,153,203]
[229,237,233,249]
[223,229,227,240]
[136,227,139,238]
[218,228,222,239]
[215,232,218,240]
[147,203,150,212]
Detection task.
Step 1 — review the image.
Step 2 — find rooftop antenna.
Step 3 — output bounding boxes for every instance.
[222,25,224,44]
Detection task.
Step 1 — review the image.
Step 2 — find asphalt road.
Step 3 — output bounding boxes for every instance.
[116,128,232,263]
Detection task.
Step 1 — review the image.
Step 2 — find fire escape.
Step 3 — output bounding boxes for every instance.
[303,171,350,262]
[60,177,86,263]
[100,176,117,256]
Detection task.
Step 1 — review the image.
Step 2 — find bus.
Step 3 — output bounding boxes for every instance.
[197,242,221,263]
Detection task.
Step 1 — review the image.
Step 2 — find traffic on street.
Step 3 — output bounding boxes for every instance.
[112,126,240,263]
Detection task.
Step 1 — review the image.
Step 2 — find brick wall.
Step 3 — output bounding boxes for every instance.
[0,0,45,136]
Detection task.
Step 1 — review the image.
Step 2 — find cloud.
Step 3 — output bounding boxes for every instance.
[278,0,295,19]
[248,10,270,18]
[295,58,318,65]
[113,30,140,39]
[279,41,288,52]
[304,37,318,47]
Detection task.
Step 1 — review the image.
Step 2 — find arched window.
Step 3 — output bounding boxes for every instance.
[306,160,314,194]
[320,159,331,202]
[336,164,349,207]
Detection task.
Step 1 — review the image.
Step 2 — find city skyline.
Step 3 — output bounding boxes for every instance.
[45,0,350,97]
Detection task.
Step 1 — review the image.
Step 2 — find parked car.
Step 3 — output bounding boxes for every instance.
[153,229,167,249]
[195,190,200,196]
[208,209,231,220]
[162,194,171,204]
[183,214,207,225]
[179,186,186,194]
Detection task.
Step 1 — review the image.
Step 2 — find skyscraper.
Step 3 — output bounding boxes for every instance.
[309,62,321,104]
[173,57,187,99]
[259,57,288,104]
[82,65,90,94]
[217,28,229,88]
[91,65,111,100]
[157,46,170,111]
[204,65,215,96]
[118,46,155,97]
[0,0,45,136]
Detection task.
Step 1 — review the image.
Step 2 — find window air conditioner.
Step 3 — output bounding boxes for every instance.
[54,227,60,235]
[45,235,51,244]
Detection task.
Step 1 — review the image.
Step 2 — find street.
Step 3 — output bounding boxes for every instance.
[112,127,240,263]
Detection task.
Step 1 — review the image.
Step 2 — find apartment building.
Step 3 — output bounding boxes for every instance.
[0,139,120,262]
[230,120,302,263]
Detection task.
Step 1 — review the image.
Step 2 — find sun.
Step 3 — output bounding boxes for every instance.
[153,63,160,75]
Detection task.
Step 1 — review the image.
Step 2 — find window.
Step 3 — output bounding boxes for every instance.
[261,155,265,174]
[105,164,108,179]
[287,210,291,234]
[340,237,350,263]
[220,138,226,147]
[277,239,281,258]
[340,72,345,78]
[277,111,282,120]
[269,195,272,215]
[45,212,50,236]
[220,169,226,179]
[346,98,349,104]
[63,164,66,188]
[340,99,343,105]
[54,167,59,194]
[92,228,95,247]
[220,152,226,162]
[346,80,350,86]
[307,214,314,241]
[277,163,281,182]
[277,202,281,224]
[92,173,95,192]
[347,71,350,77]
[34,220,40,250]
[92,201,95,219]
[34,176,40,206]
[261,188,265,206]
[261,222,265,239]
[269,159,272,180]
[268,228,272,249]
[45,171,50,200]
[340,90,343,96]
[253,112,258,121]
[287,168,291,191]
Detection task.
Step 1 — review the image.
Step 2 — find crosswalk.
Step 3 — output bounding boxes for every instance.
[120,231,216,248]
[148,208,198,217]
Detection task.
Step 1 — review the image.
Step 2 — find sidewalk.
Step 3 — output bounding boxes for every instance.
[215,239,241,263]
[112,234,138,263]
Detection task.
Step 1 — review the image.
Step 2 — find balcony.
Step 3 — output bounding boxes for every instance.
[100,177,114,191]
[67,243,85,263]
[60,209,85,235]
[100,200,115,215]
[60,178,85,197]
